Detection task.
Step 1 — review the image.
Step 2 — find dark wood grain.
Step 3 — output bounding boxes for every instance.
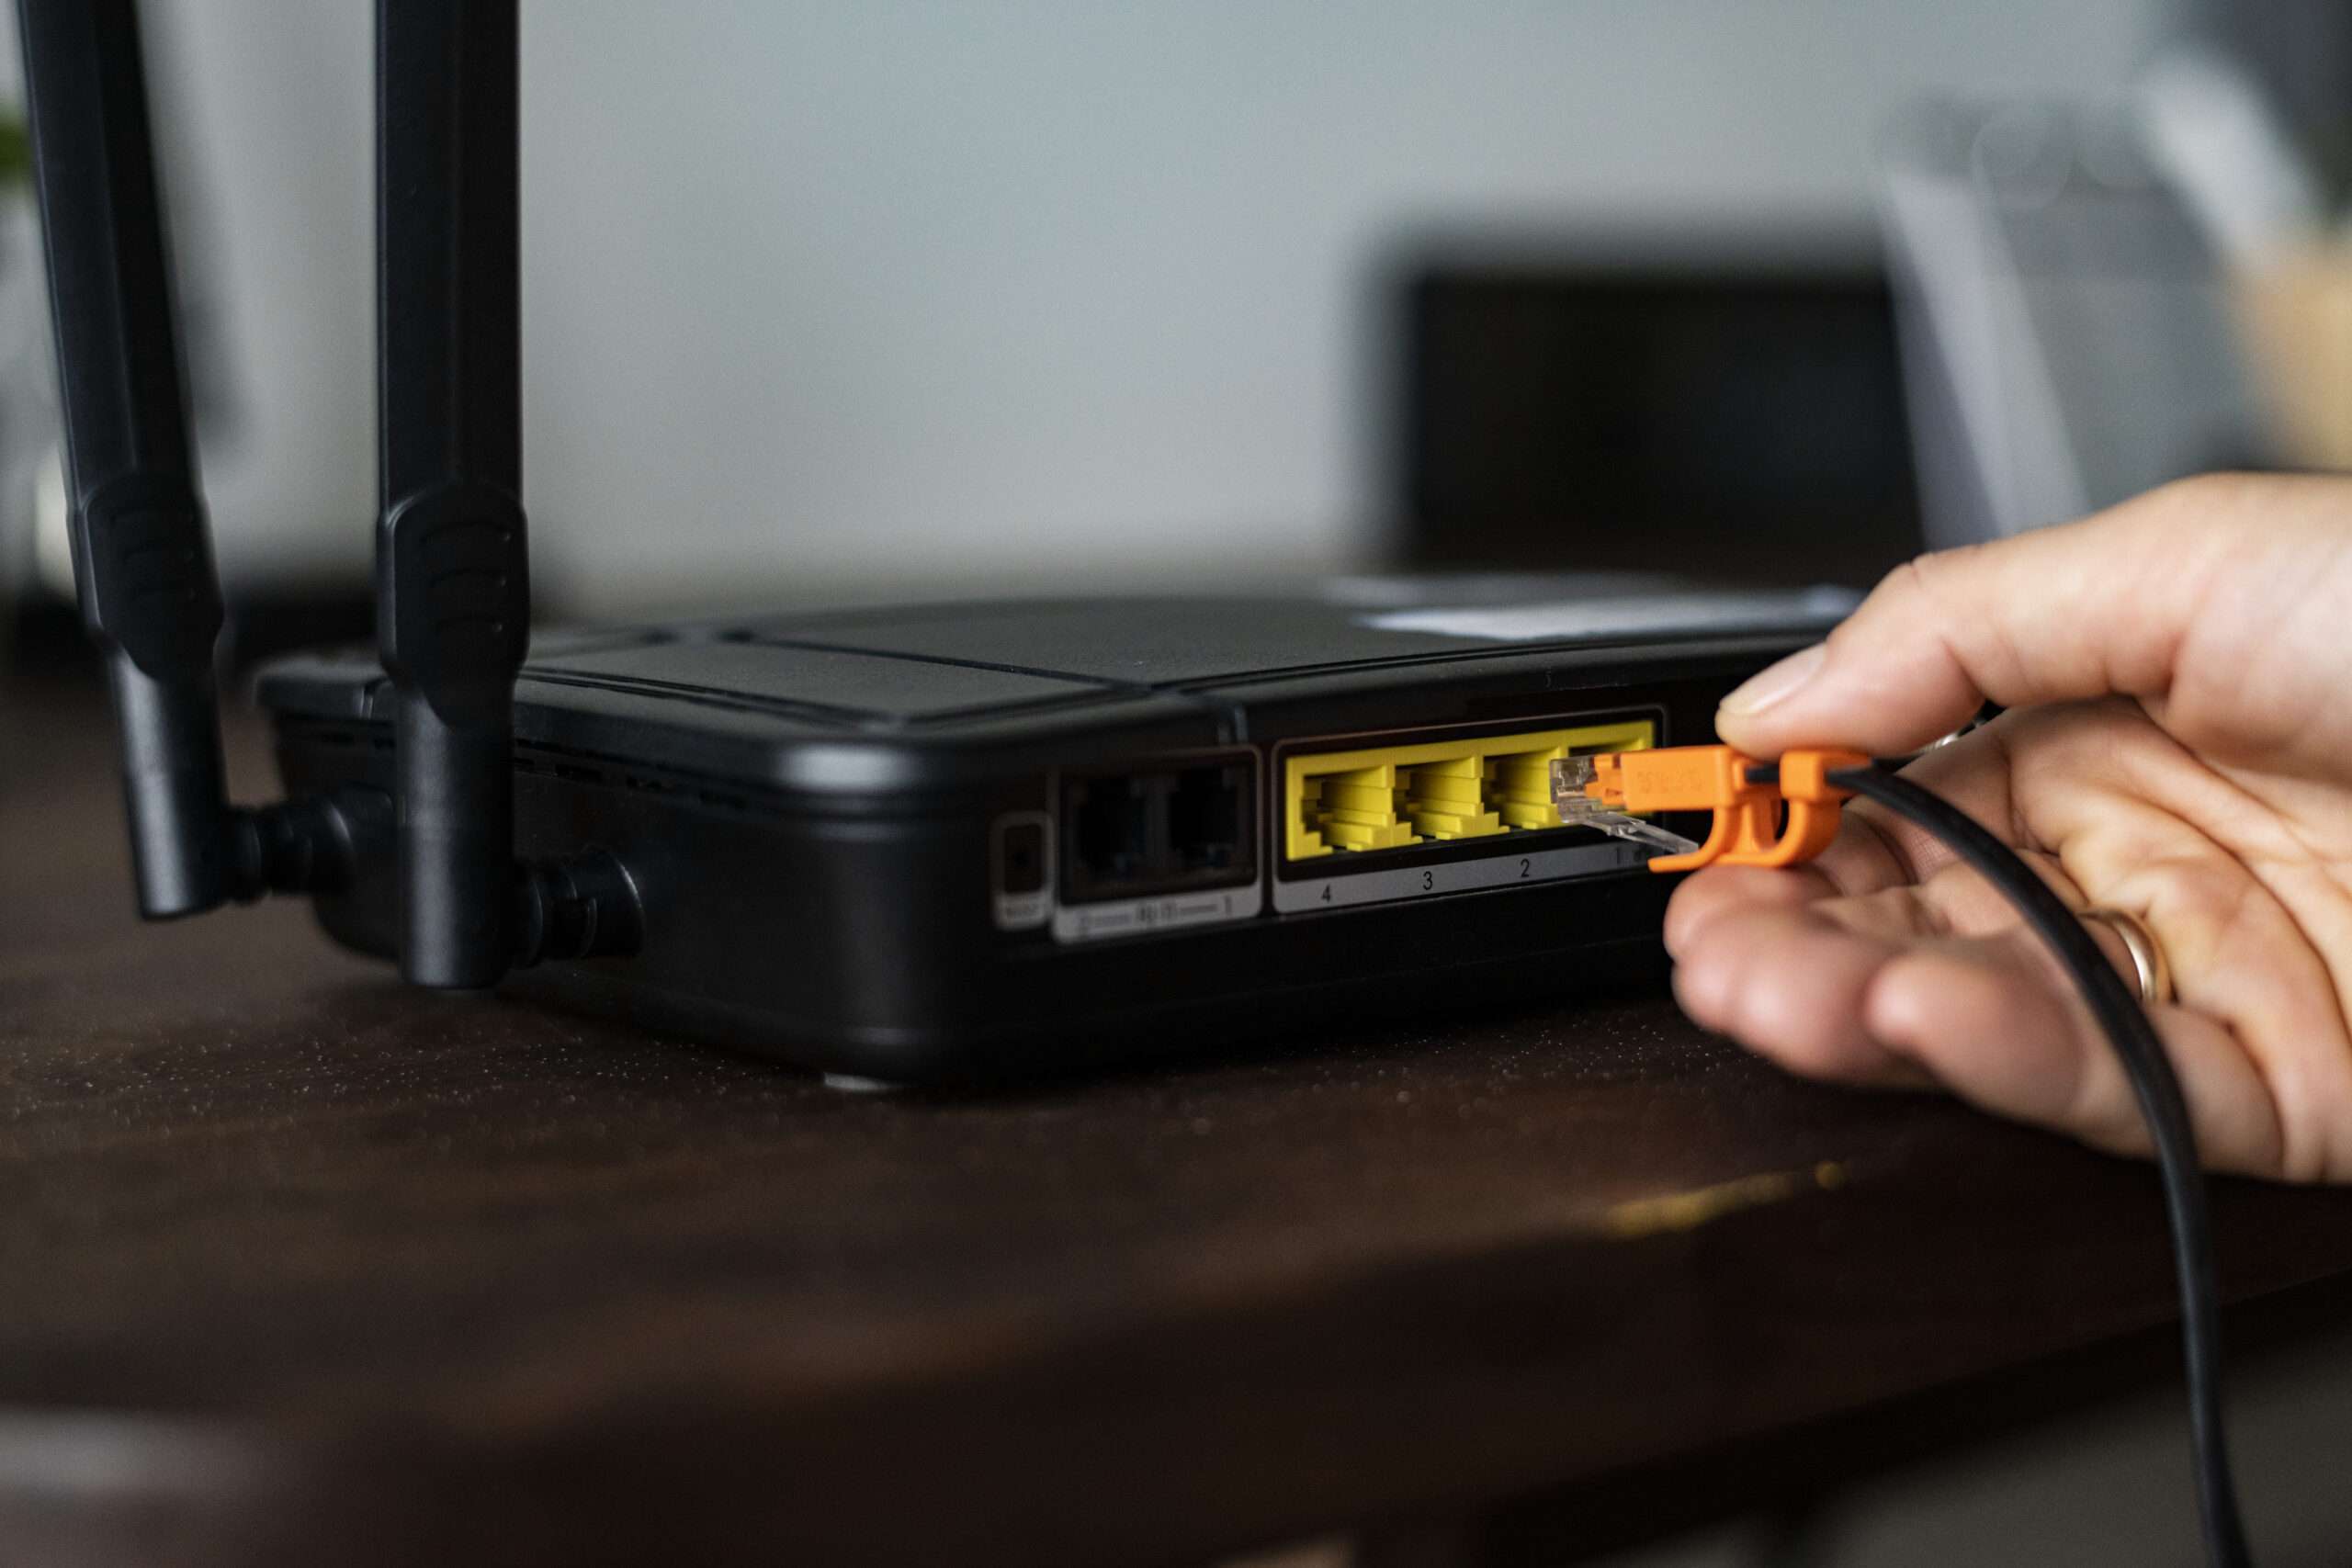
[5,674,2351,1568]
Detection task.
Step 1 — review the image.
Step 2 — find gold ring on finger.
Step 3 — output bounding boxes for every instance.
[2080,906,2174,1006]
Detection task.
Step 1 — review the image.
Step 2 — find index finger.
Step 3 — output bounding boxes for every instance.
[1714,476,2256,759]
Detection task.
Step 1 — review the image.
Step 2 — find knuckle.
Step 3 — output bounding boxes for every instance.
[1838,552,1959,652]
[2151,469,2244,509]
[1901,543,1994,618]
[1858,547,1994,642]
[2144,471,2224,512]
[2132,470,2265,534]
[1862,552,1940,615]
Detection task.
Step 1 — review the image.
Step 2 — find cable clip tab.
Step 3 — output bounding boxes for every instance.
[1551,745,1870,874]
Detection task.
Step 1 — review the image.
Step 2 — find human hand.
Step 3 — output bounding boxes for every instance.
[1666,474,2352,1180]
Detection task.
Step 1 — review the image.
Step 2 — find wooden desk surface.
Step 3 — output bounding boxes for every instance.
[6,674,2352,1568]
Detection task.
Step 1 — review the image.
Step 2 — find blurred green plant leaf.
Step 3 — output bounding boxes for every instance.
[0,116,27,187]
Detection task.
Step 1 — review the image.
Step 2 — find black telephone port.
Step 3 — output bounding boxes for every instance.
[1058,757,1256,905]
[1067,775,1153,897]
[1169,763,1246,873]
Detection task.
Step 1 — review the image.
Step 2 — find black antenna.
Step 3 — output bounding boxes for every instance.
[19,0,232,916]
[17,0,345,914]
[377,0,532,987]
[21,0,635,977]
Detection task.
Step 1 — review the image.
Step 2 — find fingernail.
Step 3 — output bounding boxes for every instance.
[1720,642,1826,716]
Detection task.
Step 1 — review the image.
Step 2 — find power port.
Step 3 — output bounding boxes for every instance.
[997,818,1048,896]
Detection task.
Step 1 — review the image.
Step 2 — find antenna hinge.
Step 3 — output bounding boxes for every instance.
[75,469,222,679]
[377,479,530,730]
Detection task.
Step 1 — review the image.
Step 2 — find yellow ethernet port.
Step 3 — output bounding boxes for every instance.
[1284,718,1657,861]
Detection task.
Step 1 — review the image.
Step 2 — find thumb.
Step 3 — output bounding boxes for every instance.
[1713,478,2242,759]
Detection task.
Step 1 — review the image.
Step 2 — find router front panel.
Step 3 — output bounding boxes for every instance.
[262,594,1833,1080]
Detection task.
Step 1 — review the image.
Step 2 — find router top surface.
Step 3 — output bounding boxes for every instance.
[257,576,1855,743]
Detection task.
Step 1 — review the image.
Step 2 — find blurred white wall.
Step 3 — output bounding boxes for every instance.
[21,1,2179,614]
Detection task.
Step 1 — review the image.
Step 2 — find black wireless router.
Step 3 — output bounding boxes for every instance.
[25,0,1848,1082]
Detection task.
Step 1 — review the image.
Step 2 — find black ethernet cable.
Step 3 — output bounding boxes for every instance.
[1773,761,2255,1568]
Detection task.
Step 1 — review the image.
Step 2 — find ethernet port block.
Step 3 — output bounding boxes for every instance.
[1284,718,1656,862]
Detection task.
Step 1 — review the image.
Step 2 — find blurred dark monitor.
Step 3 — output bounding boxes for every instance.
[1397,263,1925,589]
